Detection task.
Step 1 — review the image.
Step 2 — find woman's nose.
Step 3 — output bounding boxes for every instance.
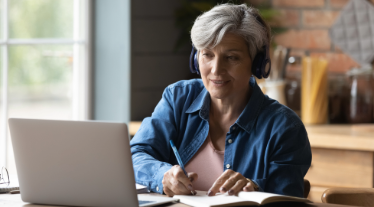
[211,58,225,75]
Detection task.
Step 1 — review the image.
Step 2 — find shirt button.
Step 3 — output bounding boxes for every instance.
[156,186,159,192]
[226,164,231,169]
[232,126,236,130]
[228,139,233,144]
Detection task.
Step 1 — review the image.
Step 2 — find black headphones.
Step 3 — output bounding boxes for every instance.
[189,12,271,79]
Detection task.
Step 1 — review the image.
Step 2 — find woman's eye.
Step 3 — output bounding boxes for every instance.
[227,56,238,60]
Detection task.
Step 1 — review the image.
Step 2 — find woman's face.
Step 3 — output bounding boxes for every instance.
[199,33,252,101]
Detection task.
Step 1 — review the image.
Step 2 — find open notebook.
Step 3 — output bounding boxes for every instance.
[0,174,19,193]
[174,191,311,207]
[0,185,19,193]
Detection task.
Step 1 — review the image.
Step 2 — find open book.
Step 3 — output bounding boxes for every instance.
[174,191,311,207]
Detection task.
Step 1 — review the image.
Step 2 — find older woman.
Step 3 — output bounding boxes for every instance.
[130,4,311,198]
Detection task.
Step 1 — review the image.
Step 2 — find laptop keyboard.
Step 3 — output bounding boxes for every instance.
[138,200,155,205]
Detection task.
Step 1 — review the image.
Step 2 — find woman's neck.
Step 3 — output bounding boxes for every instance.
[209,86,252,122]
[208,86,252,151]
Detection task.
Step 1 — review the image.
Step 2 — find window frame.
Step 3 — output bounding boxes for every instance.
[0,0,92,169]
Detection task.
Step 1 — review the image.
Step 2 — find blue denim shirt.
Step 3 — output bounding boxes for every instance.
[130,77,311,197]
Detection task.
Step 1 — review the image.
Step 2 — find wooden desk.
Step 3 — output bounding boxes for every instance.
[0,193,359,207]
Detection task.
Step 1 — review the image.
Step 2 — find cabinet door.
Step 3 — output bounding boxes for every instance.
[305,148,373,188]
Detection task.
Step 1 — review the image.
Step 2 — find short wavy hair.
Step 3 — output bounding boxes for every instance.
[190,3,271,61]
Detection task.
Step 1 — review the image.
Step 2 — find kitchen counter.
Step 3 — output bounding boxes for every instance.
[306,124,374,151]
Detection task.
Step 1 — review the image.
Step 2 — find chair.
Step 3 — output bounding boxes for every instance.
[303,179,310,198]
[322,188,374,207]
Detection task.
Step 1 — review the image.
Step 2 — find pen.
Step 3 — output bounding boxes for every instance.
[170,140,194,195]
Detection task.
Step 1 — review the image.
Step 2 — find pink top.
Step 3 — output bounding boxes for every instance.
[185,134,224,191]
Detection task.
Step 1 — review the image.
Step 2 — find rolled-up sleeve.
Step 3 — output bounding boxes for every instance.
[130,87,177,194]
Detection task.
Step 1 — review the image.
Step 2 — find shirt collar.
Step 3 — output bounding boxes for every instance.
[186,76,265,133]
[185,87,210,120]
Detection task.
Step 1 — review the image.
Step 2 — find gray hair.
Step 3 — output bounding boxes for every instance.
[190,3,271,61]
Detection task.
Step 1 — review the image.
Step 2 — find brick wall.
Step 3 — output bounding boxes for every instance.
[270,0,374,73]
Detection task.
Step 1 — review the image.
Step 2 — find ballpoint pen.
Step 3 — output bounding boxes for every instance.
[170,140,195,195]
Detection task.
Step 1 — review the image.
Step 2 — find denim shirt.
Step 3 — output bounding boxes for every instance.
[130,77,311,198]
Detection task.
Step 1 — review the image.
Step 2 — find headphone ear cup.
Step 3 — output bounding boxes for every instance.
[189,46,200,74]
[252,53,264,79]
[193,52,200,74]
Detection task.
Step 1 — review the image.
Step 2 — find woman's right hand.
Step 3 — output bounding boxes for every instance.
[162,165,198,197]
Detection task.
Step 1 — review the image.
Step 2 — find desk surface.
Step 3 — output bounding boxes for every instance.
[0,193,358,207]
[129,122,374,151]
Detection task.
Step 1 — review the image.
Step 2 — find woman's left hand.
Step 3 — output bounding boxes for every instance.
[207,169,255,196]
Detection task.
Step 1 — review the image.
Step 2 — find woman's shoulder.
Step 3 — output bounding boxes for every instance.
[162,79,206,107]
[165,79,205,98]
[167,79,204,91]
[259,96,304,130]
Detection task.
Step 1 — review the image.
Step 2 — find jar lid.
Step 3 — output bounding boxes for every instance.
[346,64,373,76]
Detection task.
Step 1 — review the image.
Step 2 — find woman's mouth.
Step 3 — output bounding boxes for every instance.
[210,79,229,86]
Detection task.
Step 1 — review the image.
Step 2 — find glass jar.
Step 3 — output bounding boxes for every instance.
[285,72,301,117]
[345,67,373,123]
[328,74,348,123]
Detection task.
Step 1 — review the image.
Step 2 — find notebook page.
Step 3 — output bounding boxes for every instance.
[136,183,149,194]
[237,191,310,204]
[174,191,255,207]
[237,191,282,204]
[136,183,147,190]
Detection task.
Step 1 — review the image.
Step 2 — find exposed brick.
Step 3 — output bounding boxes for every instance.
[289,49,307,57]
[272,0,325,8]
[303,11,340,27]
[268,9,300,27]
[329,0,350,9]
[243,0,269,6]
[274,29,331,50]
[310,52,360,72]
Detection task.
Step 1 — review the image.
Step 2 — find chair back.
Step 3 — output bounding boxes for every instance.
[303,179,310,198]
[322,188,374,207]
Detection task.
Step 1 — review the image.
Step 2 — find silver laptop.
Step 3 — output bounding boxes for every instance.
[8,118,178,207]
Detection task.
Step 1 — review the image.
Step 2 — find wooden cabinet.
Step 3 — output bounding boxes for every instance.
[306,148,373,188]
[305,125,374,203]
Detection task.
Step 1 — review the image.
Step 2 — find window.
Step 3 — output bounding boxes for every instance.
[0,0,91,175]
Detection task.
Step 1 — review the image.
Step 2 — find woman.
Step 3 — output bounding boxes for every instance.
[130,3,311,198]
